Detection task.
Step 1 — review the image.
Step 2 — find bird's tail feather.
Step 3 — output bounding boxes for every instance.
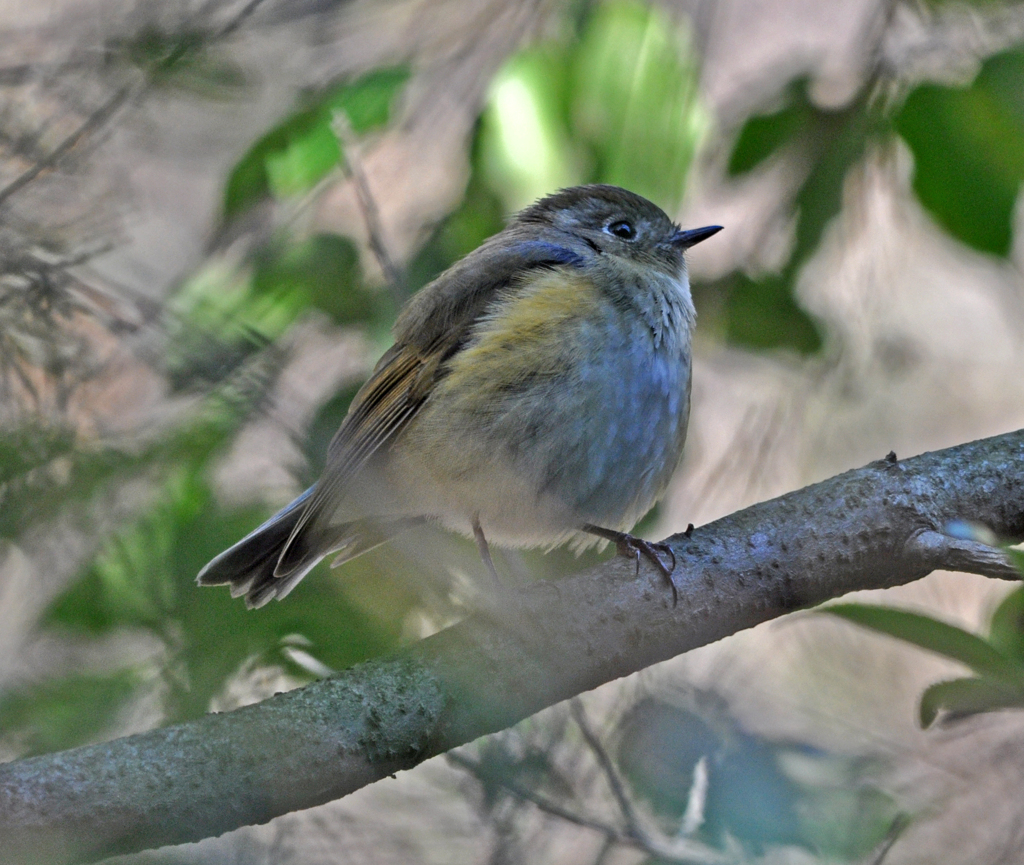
[196,487,424,609]
[328,516,427,569]
[197,487,321,609]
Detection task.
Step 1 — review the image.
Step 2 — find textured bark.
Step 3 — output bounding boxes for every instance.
[3,429,1024,864]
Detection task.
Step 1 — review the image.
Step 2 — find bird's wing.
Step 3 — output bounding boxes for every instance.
[393,234,587,352]
[273,236,586,577]
[274,343,430,576]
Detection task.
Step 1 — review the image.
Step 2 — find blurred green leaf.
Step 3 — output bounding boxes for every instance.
[790,765,905,859]
[165,563,401,721]
[263,122,341,199]
[795,778,901,859]
[715,81,881,353]
[572,0,705,211]
[224,67,409,217]
[919,676,1024,727]
[165,260,300,391]
[0,383,257,541]
[301,383,362,482]
[0,669,141,756]
[0,422,76,537]
[1005,546,1024,577]
[45,465,400,722]
[114,27,248,98]
[0,423,74,484]
[251,233,377,324]
[480,46,583,210]
[333,67,411,133]
[825,603,1024,685]
[153,50,249,100]
[51,470,207,631]
[616,697,898,855]
[896,47,1024,256]
[167,232,380,391]
[728,85,814,175]
[719,272,821,352]
[469,738,573,811]
[786,92,875,274]
[478,0,703,214]
[988,584,1024,664]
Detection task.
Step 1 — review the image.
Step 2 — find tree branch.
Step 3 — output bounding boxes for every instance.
[3,429,1024,864]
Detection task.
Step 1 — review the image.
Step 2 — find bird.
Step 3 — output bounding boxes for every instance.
[197,184,721,608]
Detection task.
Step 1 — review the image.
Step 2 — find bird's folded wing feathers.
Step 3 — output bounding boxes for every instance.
[274,345,430,576]
[274,235,586,577]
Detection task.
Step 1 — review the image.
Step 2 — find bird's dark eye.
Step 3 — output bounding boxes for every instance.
[606,220,635,240]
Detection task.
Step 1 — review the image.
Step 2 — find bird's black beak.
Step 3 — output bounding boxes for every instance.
[671,225,723,248]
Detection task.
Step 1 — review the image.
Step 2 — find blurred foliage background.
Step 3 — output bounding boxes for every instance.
[3,0,1024,862]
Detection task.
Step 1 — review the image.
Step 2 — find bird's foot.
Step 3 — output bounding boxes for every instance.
[473,516,503,587]
[581,524,679,607]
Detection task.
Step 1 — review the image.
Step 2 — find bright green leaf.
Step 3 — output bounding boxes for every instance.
[919,676,1024,727]
[896,47,1024,256]
[480,45,583,211]
[477,0,704,215]
[825,603,1024,685]
[333,67,410,133]
[264,123,341,199]
[223,67,408,217]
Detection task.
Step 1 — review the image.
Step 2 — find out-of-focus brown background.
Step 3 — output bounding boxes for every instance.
[3,0,1024,862]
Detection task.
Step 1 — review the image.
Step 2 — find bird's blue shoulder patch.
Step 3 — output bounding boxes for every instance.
[510,241,587,269]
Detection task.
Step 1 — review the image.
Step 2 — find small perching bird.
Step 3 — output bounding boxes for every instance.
[198,185,721,608]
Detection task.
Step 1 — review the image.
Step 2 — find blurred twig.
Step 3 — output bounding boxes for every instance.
[866,813,911,865]
[592,835,616,865]
[0,0,281,424]
[449,751,624,842]
[214,0,272,39]
[569,698,648,843]
[333,112,406,304]
[0,84,136,209]
[449,750,734,865]
[570,698,740,863]
[0,0,274,210]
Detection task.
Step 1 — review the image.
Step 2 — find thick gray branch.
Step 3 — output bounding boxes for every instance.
[3,429,1024,864]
